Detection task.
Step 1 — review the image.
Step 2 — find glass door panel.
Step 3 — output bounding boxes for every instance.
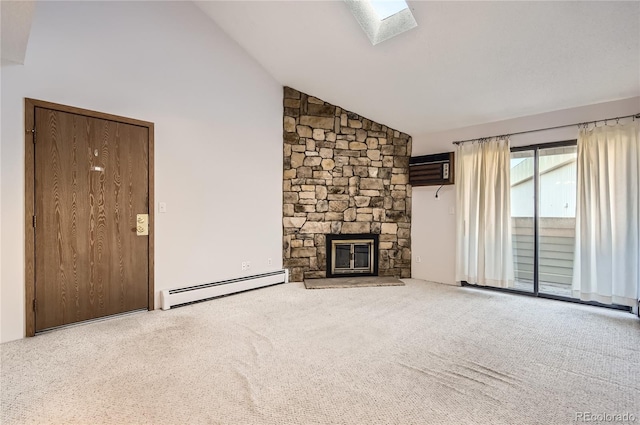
[511,150,536,293]
[537,146,577,297]
[334,245,351,270]
[353,244,370,269]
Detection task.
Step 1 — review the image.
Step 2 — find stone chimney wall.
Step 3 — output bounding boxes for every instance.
[282,87,411,282]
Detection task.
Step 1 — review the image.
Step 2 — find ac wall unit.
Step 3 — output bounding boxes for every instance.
[409,152,455,186]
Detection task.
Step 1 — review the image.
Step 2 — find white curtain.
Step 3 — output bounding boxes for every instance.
[455,138,514,288]
[573,121,640,307]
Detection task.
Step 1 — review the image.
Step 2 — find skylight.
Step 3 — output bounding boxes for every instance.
[345,0,417,45]
[369,0,409,20]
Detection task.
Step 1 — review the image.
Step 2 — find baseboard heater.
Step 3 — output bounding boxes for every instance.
[160,269,289,310]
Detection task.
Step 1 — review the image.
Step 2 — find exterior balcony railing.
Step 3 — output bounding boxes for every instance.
[512,217,576,297]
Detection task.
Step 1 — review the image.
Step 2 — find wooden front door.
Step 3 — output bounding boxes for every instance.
[28,100,153,333]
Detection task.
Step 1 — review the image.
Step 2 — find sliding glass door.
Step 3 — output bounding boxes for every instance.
[510,142,577,298]
[511,150,535,293]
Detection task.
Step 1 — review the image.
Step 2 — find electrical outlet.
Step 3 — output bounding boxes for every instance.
[416,256,422,263]
[246,261,251,270]
[267,258,272,266]
[241,262,247,271]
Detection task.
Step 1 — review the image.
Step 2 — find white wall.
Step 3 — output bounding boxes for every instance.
[411,97,640,285]
[0,1,283,343]
[411,184,457,285]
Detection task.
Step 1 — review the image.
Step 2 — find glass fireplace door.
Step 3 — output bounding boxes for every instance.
[331,240,374,275]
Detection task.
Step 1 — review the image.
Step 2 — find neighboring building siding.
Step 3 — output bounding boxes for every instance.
[511,155,576,217]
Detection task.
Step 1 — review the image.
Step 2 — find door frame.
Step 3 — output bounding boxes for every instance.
[510,140,576,297]
[24,98,155,337]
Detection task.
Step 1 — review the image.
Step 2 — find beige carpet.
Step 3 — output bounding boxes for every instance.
[2,280,639,425]
[304,276,404,289]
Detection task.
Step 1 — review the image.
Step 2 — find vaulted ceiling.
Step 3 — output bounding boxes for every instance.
[1,1,35,65]
[197,1,640,137]
[3,1,638,137]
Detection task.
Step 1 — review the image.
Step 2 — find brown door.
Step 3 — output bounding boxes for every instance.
[34,107,150,331]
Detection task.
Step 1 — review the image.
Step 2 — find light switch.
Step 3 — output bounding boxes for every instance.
[159,202,167,213]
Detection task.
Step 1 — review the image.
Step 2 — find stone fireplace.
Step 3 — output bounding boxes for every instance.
[282,87,411,282]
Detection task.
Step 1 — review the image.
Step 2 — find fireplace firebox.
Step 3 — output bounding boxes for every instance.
[326,234,379,278]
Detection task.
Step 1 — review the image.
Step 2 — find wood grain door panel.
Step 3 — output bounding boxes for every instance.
[34,108,149,331]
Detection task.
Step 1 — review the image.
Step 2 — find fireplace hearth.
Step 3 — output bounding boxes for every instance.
[326,234,379,278]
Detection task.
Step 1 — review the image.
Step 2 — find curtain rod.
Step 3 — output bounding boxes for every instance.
[452,113,640,145]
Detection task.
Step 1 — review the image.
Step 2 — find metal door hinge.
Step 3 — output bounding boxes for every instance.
[33,215,37,228]
[33,299,37,312]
